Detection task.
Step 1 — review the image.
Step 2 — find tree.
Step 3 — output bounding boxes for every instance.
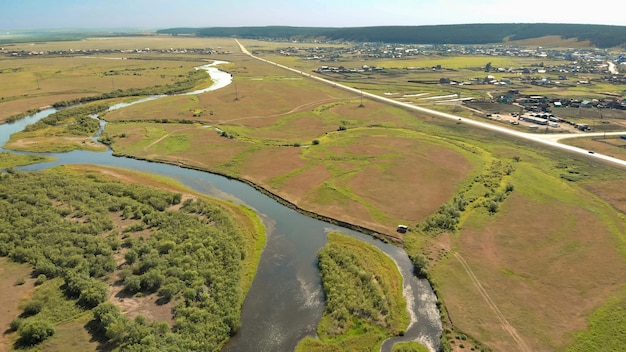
[485,62,492,72]
[78,281,108,308]
[22,300,44,316]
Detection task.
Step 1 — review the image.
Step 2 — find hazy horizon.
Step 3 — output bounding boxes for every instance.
[2,0,624,31]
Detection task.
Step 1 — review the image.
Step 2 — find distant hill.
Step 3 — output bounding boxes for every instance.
[157,24,626,49]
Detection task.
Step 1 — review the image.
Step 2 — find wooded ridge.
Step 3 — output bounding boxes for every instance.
[157,23,626,48]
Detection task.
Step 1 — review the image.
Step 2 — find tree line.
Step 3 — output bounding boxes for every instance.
[158,23,626,48]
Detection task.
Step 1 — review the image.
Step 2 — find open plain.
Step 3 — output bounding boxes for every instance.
[2,35,626,352]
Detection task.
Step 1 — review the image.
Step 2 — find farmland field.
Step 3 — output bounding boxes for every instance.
[2,35,626,352]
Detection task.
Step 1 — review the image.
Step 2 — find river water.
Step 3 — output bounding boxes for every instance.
[0,61,442,352]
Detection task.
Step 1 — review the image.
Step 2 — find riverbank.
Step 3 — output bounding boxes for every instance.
[110,151,401,245]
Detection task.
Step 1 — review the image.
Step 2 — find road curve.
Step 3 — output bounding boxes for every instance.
[234,39,626,170]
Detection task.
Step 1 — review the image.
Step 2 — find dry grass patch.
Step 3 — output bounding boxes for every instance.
[290,131,471,236]
[440,189,626,352]
[563,136,626,162]
[103,77,346,127]
[240,147,306,186]
[5,136,106,152]
[106,122,251,170]
[6,36,241,52]
[0,94,93,122]
[279,164,334,203]
[107,283,175,325]
[582,179,626,214]
[0,259,36,352]
[0,51,209,122]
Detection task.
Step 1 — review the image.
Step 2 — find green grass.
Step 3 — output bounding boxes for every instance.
[0,153,54,168]
[392,341,430,352]
[565,287,626,352]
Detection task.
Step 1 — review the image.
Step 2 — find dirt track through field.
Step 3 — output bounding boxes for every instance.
[216,97,339,125]
[143,127,195,151]
[453,253,531,352]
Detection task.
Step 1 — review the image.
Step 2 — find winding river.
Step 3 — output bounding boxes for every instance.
[0,61,442,352]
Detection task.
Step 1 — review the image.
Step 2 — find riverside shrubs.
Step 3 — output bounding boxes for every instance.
[0,169,249,350]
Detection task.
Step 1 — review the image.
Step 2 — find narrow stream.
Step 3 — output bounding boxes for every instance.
[0,60,442,352]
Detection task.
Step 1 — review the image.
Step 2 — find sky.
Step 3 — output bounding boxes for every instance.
[1,0,625,31]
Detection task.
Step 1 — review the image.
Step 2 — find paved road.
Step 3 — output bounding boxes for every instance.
[235,40,626,169]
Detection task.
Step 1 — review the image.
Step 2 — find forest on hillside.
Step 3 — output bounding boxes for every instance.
[157,23,626,48]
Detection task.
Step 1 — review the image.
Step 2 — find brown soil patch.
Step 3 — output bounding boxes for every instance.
[108,280,174,325]
[448,193,626,351]
[582,179,626,214]
[0,259,36,352]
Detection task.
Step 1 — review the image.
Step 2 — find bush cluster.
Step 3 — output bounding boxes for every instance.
[0,170,247,350]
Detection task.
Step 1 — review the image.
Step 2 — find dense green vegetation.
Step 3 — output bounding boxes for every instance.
[158,23,626,48]
[296,232,410,351]
[0,167,262,351]
[392,341,429,352]
[4,109,42,124]
[23,103,109,135]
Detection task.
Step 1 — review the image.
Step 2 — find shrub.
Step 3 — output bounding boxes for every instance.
[9,318,24,332]
[487,201,499,213]
[35,274,47,286]
[18,320,55,346]
[22,300,44,316]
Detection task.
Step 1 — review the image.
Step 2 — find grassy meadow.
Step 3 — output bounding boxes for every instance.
[2,35,626,352]
[0,153,53,168]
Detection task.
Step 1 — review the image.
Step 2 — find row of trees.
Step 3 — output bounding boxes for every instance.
[160,24,626,48]
[23,103,109,135]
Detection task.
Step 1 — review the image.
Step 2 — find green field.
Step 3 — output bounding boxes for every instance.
[0,152,54,168]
